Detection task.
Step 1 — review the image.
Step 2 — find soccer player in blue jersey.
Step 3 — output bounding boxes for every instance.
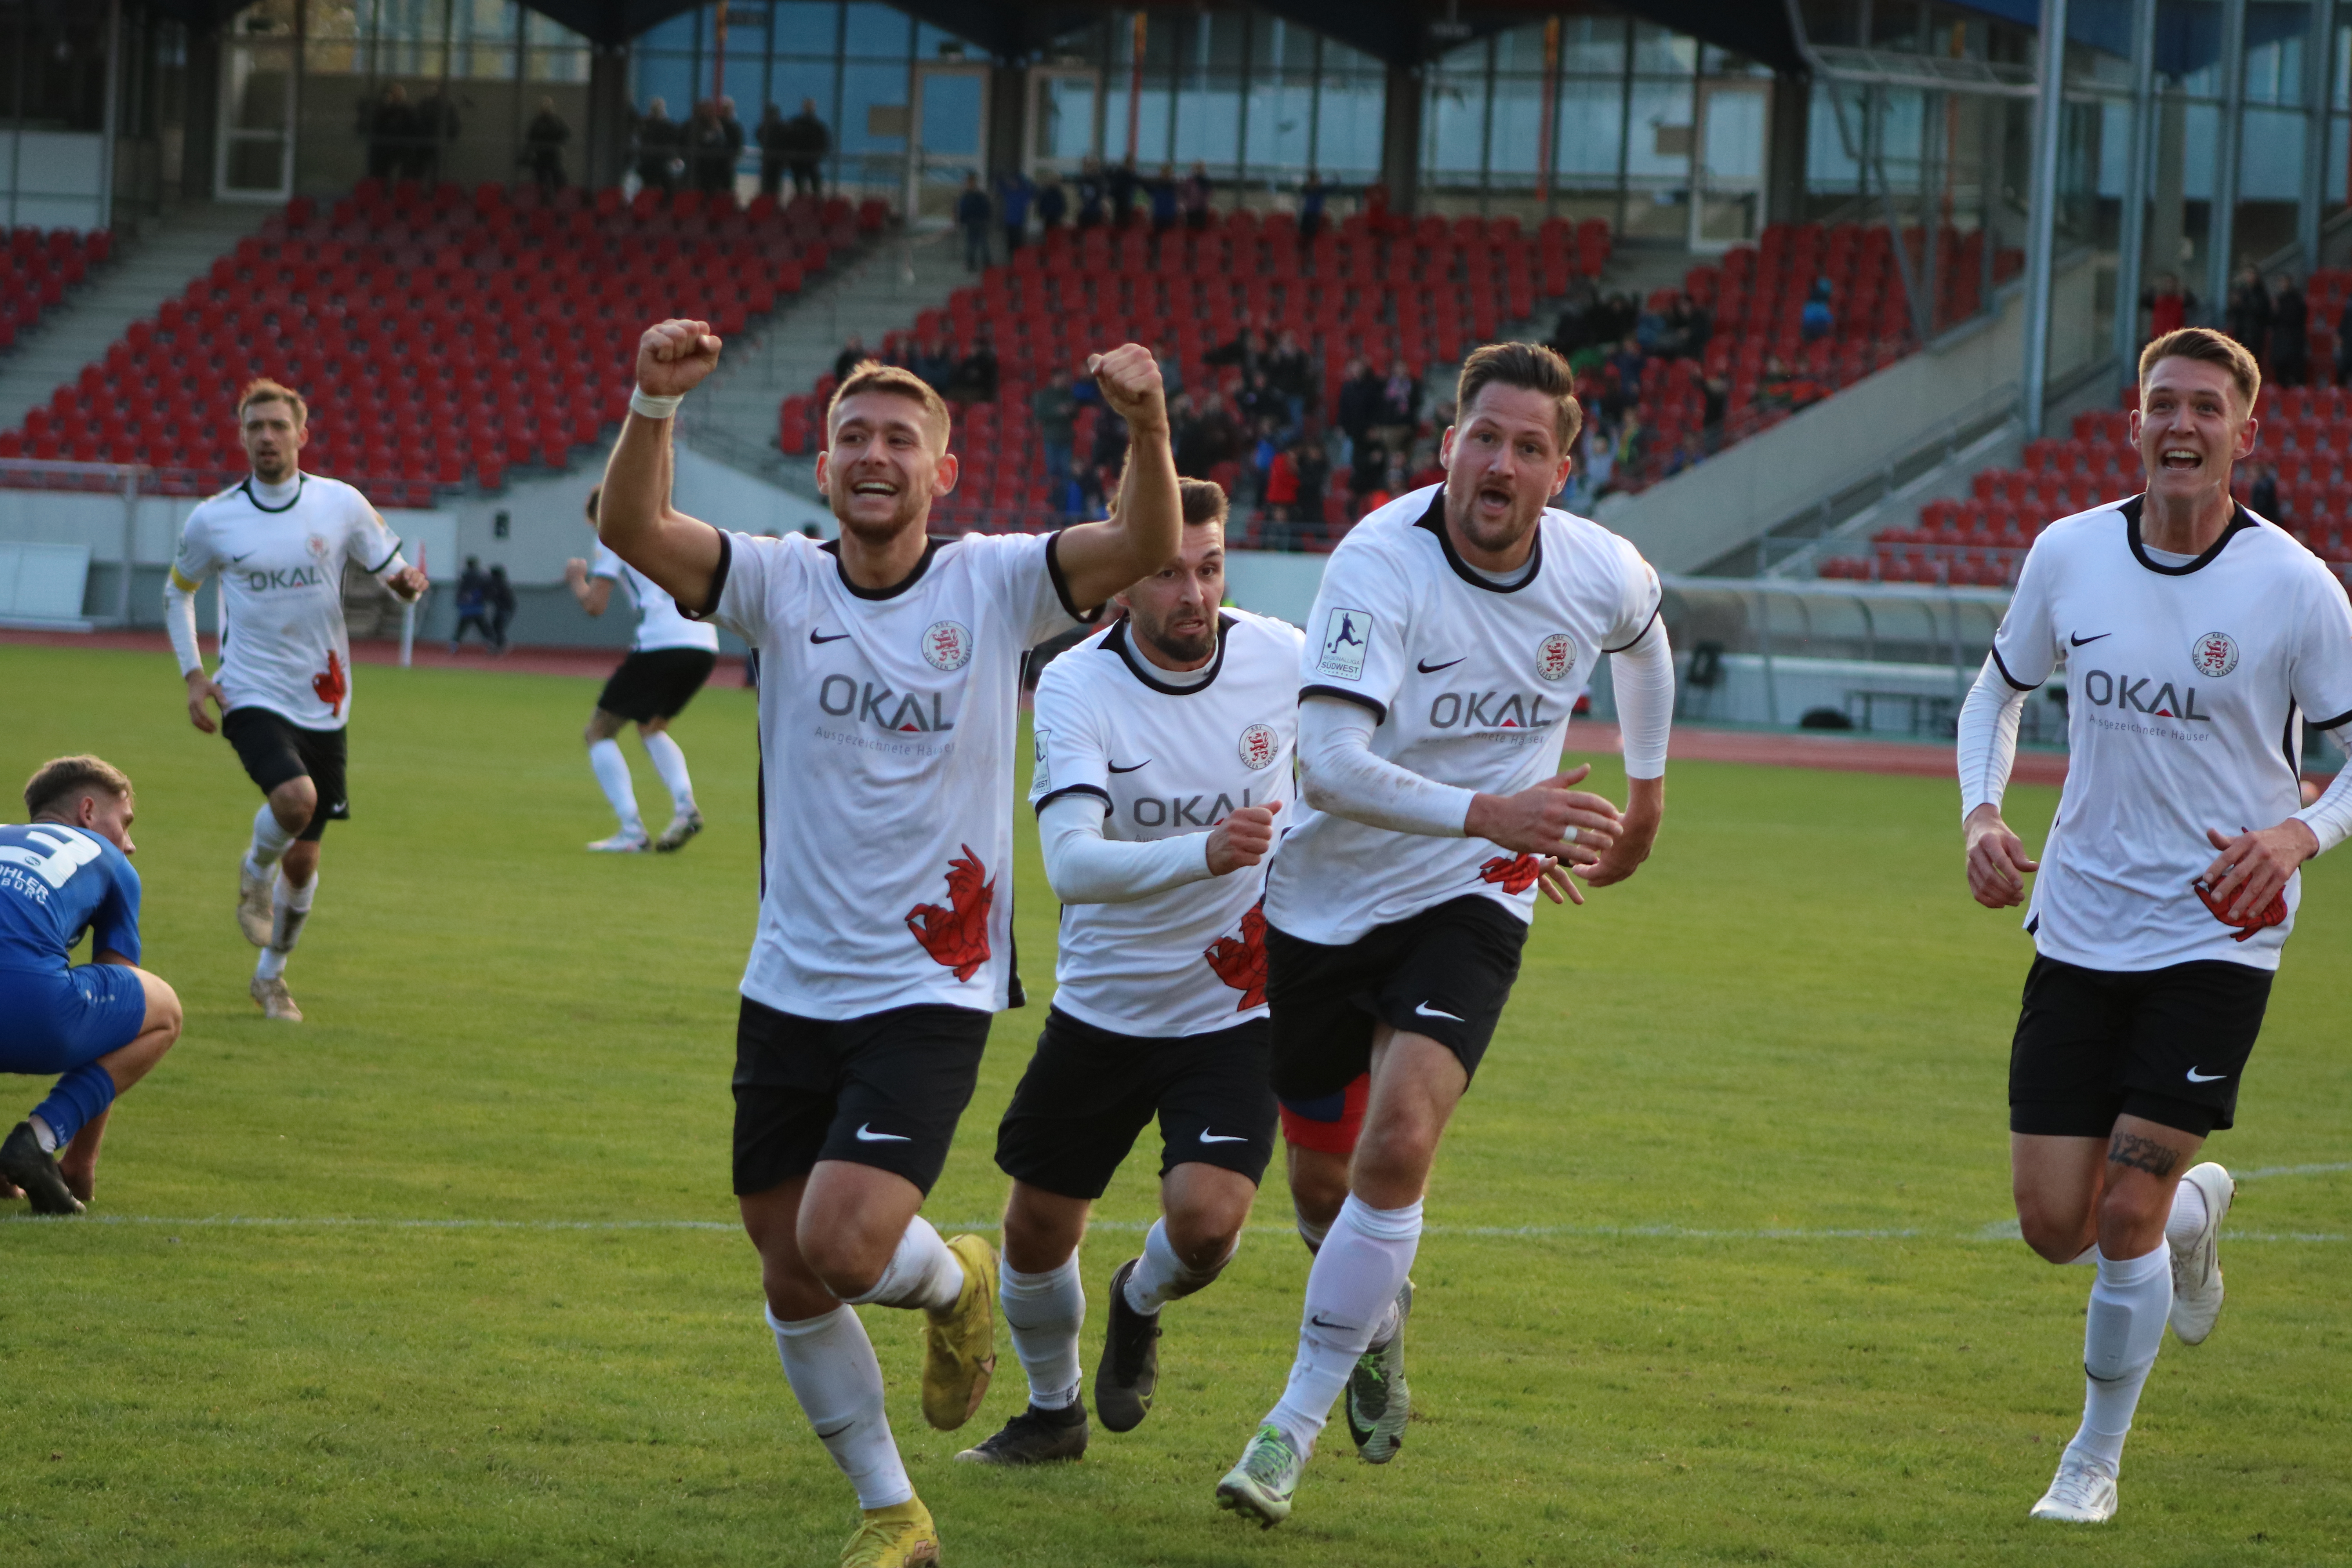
[0,757,184,1215]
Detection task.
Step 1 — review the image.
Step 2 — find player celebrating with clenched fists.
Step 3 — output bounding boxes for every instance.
[597,319,1181,1568]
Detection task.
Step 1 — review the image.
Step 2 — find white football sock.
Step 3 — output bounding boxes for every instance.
[1267,1194,1422,1449]
[2165,1180,2209,1247]
[247,801,296,871]
[29,1114,59,1154]
[768,1305,913,1510]
[1295,1203,1331,1254]
[1124,1217,1231,1315]
[588,739,644,836]
[2069,1244,2172,1468]
[999,1256,1084,1409]
[841,1216,964,1312]
[270,872,316,954]
[641,731,696,814]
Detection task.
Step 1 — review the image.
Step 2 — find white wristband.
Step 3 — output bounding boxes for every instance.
[630,389,684,419]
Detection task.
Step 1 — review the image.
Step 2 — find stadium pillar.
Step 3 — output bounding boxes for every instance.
[586,45,632,191]
[2204,0,2247,325]
[1380,63,1422,215]
[183,22,221,200]
[2296,0,2336,274]
[2021,0,2068,439]
[1766,71,1808,227]
[2150,84,2186,292]
[987,62,1023,180]
[2112,0,2157,382]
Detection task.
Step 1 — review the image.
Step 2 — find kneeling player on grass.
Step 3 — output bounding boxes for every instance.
[599,320,1180,1568]
[0,757,183,1216]
[1959,327,2352,1526]
[955,478,1301,1466]
[1214,341,1677,1527]
[565,483,718,853]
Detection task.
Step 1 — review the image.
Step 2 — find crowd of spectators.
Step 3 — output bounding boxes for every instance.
[631,96,829,197]
[361,85,463,183]
[951,160,1331,273]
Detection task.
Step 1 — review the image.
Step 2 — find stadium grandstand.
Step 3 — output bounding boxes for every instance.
[1,0,2348,742]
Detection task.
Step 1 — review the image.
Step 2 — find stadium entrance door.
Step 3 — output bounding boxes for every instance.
[909,62,989,221]
[1025,65,1101,179]
[217,0,297,202]
[1690,79,1768,253]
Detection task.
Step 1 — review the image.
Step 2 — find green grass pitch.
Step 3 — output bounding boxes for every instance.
[2,641,2348,1567]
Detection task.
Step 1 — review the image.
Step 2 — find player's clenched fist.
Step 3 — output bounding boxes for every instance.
[1086,343,1168,432]
[1465,763,1621,864]
[636,319,723,398]
[1206,800,1283,876]
[1963,802,2038,909]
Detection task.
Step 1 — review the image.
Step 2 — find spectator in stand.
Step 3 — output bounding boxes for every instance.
[1264,441,1299,524]
[956,172,992,271]
[1265,330,1313,424]
[1037,171,1069,232]
[1235,371,1281,436]
[1607,336,1646,412]
[1247,418,1280,508]
[411,87,459,181]
[486,565,517,656]
[1154,344,1184,401]
[1298,169,1327,243]
[719,97,746,191]
[1076,155,1107,228]
[2336,293,2352,385]
[1204,320,1262,379]
[1800,279,1835,343]
[1374,359,1419,452]
[1033,370,1078,503]
[1090,397,1131,497]
[367,85,415,182]
[1150,165,1180,234]
[1348,435,1388,510]
[1292,437,1330,524]
[524,98,569,192]
[2250,461,2281,523]
[755,103,790,198]
[2142,272,2196,339]
[450,556,494,653]
[688,101,732,194]
[916,334,959,392]
[1548,284,1599,361]
[783,98,829,196]
[996,169,1034,254]
[833,334,867,386]
[2227,265,2271,362]
[1109,157,1141,227]
[635,98,681,193]
[1336,358,1381,467]
[950,334,998,403]
[1180,162,1213,229]
[2270,272,2308,386]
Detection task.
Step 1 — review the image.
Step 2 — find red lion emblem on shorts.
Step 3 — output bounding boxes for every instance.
[1204,900,1269,1009]
[2194,878,2287,942]
[1479,853,1544,894]
[311,650,348,718]
[907,845,994,980]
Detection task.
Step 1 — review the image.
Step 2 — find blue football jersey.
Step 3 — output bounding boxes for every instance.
[0,823,142,970]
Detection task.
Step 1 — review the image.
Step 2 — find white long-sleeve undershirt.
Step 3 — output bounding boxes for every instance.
[1038,793,1217,904]
[163,580,204,677]
[1609,616,1674,780]
[1957,651,2352,855]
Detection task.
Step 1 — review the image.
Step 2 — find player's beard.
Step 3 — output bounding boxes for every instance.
[1130,604,1216,667]
[829,470,932,547]
[1445,473,1543,559]
[250,448,293,483]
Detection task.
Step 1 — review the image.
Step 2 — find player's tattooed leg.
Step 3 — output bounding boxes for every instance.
[2107,1131,2181,1180]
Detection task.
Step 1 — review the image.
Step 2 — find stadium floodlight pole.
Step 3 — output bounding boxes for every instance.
[2109,0,2157,387]
[2020,0,2068,441]
[2204,0,2248,326]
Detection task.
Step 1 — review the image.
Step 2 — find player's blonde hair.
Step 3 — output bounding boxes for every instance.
[2139,327,2261,414]
[23,755,133,818]
[828,361,951,451]
[237,377,309,426]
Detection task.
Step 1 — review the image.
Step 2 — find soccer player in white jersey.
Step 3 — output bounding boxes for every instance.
[564,483,719,852]
[951,478,1301,1466]
[164,379,426,1022]
[1212,342,1677,1527]
[596,319,1180,1568]
[1957,327,2352,1526]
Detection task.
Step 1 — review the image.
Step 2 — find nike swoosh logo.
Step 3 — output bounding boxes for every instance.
[1308,1314,1355,1332]
[231,551,256,563]
[853,1123,911,1142]
[1107,760,1151,773]
[1414,1001,1465,1022]
[1198,1131,1247,1144]
[809,630,851,644]
[2185,1067,2229,1083]
[815,1421,853,1440]
[2069,632,2112,647]
[1416,657,1465,673]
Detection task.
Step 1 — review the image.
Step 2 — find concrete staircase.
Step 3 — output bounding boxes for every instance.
[679,223,969,496]
[0,203,272,433]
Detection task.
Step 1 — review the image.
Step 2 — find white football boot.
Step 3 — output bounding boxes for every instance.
[237,857,278,946]
[586,831,650,853]
[2029,1448,2118,1523]
[2168,1162,2235,1345]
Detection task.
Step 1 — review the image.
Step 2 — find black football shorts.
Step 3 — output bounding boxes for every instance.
[221,706,349,842]
[993,1007,1276,1199]
[2008,954,2273,1139]
[1265,894,1528,1103]
[597,647,718,723]
[731,998,993,1196]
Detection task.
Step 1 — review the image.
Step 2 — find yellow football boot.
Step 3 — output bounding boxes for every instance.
[919,1232,998,1430]
[839,1497,940,1567]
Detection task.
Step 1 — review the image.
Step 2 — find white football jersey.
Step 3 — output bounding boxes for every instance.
[1265,484,1662,946]
[593,542,721,653]
[169,474,405,731]
[1992,497,2352,971]
[701,528,1098,1019]
[1031,608,1304,1037]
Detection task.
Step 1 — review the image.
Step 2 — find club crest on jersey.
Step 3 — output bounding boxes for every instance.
[922,620,973,671]
[1237,722,1278,769]
[306,533,331,561]
[1032,727,1051,788]
[1316,606,1372,680]
[2190,631,2238,678]
[1536,633,1576,681]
